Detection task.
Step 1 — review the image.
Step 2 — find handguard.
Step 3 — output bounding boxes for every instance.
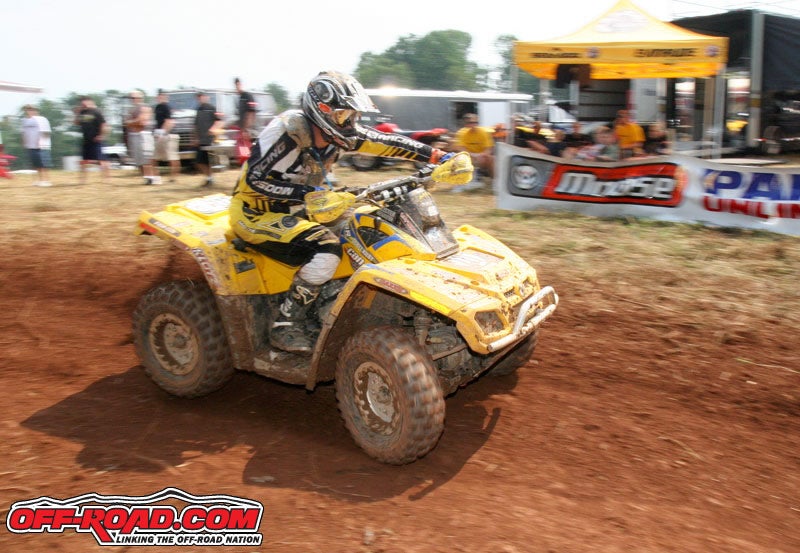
[304,190,356,223]
[431,151,473,185]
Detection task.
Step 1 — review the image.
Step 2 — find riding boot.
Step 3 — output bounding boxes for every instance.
[270,276,321,354]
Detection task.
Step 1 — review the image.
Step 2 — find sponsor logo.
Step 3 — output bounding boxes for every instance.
[511,164,541,190]
[262,183,294,196]
[6,488,263,547]
[702,169,800,219]
[259,141,286,170]
[192,248,221,289]
[703,169,800,201]
[345,246,365,269]
[634,48,698,58]
[147,218,181,237]
[513,162,684,206]
[530,51,581,59]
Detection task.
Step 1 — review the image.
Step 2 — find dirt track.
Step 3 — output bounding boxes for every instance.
[1,171,799,552]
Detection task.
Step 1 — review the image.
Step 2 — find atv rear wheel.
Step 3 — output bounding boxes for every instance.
[335,326,445,464]
[486,331,539,377]
[133,280,234,398]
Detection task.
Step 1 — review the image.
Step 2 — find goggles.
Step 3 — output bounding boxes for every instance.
[330,109,357,127]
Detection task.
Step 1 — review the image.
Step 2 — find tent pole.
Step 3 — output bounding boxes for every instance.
[569,80,580,119]
[713,69,726,157]
[747,11,765,150]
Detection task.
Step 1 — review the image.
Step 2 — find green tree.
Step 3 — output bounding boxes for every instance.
[494,34,541,95]
[355,30,484,91]
[265,82,291,112]
[355,53,415,88]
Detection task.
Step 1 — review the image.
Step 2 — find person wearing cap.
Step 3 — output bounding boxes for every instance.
[21,105,52,187]
[125,90,159,184]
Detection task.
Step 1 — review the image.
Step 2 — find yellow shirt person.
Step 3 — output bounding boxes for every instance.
[454,114,494,154]
[452,113,495,187]
[614,110,645,158]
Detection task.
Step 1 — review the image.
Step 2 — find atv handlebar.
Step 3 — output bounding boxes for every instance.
[351,165,435,203]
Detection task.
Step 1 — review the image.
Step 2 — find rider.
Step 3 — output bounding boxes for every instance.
[229,70,464,354]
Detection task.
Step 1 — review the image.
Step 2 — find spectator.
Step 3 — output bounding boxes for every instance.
[564,121,593,149]
[74,96,110,185]
[194,91,223,188]
[514,120,550,154]
[21,105,52,187]
[125,90,159,185]
[547,129,570,157]
[452,113,494,191]
[492,123,508,144]
[578,126,620,162]
[643,122,671,155]
[153,90,181,181]
[235,77,257,140]
[613,109,645,159]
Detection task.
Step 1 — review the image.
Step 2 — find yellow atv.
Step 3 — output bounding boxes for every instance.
[132,166,558,465]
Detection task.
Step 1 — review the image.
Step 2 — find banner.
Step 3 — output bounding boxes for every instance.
[495,143,800,236]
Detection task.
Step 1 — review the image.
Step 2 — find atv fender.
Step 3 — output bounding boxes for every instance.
[135,195,296,295]
[307,258,558,389]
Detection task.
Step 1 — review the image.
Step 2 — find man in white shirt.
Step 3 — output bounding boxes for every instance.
[21,105,52,186]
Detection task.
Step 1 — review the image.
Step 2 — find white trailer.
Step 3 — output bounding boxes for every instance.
[363,88,533,131]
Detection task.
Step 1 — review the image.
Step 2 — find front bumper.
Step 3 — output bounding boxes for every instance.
[486,286,559,352]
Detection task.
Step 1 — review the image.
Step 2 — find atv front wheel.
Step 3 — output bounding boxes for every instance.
[133,280,234,398]
[335,326,445,464]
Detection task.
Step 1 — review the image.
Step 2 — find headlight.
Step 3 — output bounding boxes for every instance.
[475,310,504,334]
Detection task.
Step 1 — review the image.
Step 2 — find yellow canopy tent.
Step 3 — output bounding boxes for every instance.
[514,0,728,80]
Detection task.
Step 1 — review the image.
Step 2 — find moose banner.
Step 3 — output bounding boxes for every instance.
[494,143,800,237]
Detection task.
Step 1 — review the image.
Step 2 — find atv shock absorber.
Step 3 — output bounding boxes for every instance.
[413,311,433,346]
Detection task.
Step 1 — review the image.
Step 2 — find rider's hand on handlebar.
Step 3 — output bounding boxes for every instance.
[431,151,473,185]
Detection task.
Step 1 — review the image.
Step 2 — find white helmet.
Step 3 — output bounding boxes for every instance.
[302,71,378,149]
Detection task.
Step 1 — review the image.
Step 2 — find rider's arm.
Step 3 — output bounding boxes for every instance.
[351,125,447,163]
[243,130,320,202]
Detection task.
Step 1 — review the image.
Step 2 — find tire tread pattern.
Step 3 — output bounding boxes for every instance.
[335,326,445,464]
[133,280,233,398]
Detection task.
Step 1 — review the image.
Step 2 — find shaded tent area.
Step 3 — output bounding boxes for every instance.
[513,0,728,81]
[673,10,800,151]
[674,10,800,91]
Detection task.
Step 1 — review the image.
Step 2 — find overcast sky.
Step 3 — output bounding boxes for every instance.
[1,0,793,116]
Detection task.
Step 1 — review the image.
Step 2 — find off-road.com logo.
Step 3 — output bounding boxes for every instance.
[5,487,263,547]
